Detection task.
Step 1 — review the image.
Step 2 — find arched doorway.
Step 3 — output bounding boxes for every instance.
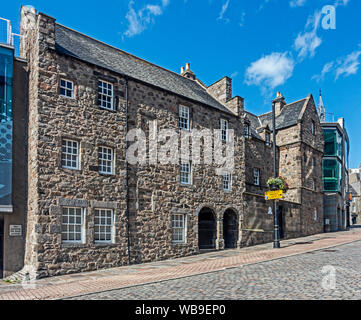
[223,209,238,249]
[198,208,217,250]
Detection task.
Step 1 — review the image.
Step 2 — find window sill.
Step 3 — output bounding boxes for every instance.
[94,242,117,247]
[98,106,116,113]
[171,242,188,247]
[61,243,87,249]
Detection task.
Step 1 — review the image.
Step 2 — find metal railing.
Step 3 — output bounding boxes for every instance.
[0,17,24,57]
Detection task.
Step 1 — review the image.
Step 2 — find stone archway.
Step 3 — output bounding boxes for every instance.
[223,209,239,249]
[198,207,217,250]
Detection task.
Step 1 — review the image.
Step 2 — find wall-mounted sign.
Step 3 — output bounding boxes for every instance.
[265,190,283,201]
[9,225,22,237]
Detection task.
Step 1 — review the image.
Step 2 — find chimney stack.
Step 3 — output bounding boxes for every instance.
[181,62,196,80]
[273,92,286,115]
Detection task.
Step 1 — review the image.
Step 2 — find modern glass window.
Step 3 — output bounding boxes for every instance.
[323,159,342,192]
[324,129,342,158]
[172,214,185,243]
[61,139,79,170]
[254,169,260,186]
[62,207,84,243]
[98,80,114,110]
[179,105,190,130]
[0,46,13,207]
[94,209,114,243]
[223,174,231,191]
[98,146,114,175]
[244,124,250,139]
[180,161,191,185]
[60,79,74,99]
[220,119,228,142]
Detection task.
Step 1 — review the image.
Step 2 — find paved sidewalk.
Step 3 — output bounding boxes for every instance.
[1,227,361,300]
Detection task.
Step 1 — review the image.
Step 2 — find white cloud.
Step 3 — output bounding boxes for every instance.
[290,0,306,8]
[231,71,239,78]
[245,52,295,93]
[124,1,169,38]
[336,50,361,79]
[312,48,361,82]
[294,10,322,60]
[218,0,230,22]
[312,62,334,82]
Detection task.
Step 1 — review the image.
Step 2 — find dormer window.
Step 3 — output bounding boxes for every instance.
[265,132,271,146]
[244,124,250,139]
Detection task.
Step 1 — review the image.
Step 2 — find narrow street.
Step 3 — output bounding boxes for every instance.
[70,238,361,300]
[1,227,361,300]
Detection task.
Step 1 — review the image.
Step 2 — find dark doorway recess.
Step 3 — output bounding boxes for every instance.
[223,209,238,249]
[198,208,217,250]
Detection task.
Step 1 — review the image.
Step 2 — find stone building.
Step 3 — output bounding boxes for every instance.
[317,93,350,232]
[349,166,361,224]
[1,7,324,278]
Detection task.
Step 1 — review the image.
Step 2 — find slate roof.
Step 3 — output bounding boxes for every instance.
[54,24,233,115]
[245,98,307,140]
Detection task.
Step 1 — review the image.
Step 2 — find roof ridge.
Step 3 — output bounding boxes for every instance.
[55,23,200,86]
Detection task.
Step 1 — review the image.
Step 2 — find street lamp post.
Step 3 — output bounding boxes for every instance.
[272,101,281,249]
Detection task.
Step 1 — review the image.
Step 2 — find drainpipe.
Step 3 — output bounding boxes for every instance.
[125,77,131,265]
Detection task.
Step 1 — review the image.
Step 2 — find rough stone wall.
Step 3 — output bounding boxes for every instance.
[20,7,41,269]
[21,11,248,277]
[206,77,232,104]
[21,12,130,277]
[127,79,245,262]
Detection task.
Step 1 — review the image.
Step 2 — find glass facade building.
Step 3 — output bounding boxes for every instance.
[322,128,346,193]
[0,45,13,207]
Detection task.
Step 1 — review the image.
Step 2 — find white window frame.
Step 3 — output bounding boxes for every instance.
[254,168,260,186]
[172,214,186,244]
[60,79,74,99]
[223,174,231,191]
[61,139,79,170]
[180,161,191,185]
[98,146,114,175]
[61,207,85,243]
[221,119,229,142]
[179,105,190,131]
[98,80,114,110]
[314,209,318,221]
[94,208,114,244]
[311,179,316,191]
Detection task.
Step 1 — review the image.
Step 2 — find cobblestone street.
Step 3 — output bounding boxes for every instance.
[70,240,361,300]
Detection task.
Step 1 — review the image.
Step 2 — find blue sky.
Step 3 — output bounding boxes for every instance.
[1,0,361,167]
